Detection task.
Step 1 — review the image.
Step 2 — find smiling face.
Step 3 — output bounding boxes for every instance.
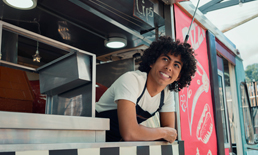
[148,53,183,89]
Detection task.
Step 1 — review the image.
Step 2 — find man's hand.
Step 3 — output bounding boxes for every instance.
[160,111,177,143]
[163,127,177,143]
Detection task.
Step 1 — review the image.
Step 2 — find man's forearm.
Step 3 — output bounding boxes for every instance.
[117,100,177,143]
[121,124,166,141]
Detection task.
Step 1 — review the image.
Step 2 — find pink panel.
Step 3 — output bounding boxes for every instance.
[174,4,218,155]
[225,148,230,155]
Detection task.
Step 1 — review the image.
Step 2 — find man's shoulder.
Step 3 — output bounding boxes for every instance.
[113,70,146,92]
[164,86,174,100]
[121,70,147,81]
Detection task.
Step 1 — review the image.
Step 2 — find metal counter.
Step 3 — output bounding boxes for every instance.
[0,111,109,144]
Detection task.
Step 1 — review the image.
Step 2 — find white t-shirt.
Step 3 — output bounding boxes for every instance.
[96,70,175,114]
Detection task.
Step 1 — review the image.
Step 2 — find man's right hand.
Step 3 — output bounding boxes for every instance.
[162,127,177,143]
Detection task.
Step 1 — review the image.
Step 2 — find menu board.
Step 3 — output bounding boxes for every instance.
[174,4,218,155]
[133,0,154,27]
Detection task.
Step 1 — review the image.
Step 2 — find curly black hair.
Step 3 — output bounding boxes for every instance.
[139,36,197,92]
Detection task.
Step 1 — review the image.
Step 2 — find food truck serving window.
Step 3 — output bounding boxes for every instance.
[0,23,95,117]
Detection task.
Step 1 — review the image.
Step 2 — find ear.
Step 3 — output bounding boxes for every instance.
[150,64,153,68]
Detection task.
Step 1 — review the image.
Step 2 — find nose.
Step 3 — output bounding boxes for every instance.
[165,61,174,71]
[165,65,172,71]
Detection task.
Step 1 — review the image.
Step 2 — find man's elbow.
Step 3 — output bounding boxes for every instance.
[121,132,138,141]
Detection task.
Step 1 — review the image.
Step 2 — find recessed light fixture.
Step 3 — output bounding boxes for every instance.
[105,37,127,49]
[3,0,37,10]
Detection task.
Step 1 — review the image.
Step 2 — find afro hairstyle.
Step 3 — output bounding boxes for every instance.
[138,36,197,92]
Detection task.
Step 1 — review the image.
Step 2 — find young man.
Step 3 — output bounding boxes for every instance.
[96,36,196,142]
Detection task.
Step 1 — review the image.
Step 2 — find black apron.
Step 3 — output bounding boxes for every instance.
[96,79,165,142]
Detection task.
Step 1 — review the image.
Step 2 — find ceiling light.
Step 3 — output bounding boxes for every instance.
[33,50,41,62]
[3,0,37,10]
[105,37,127,48]
[32,41,41,62]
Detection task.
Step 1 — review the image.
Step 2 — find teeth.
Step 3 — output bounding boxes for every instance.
[161,72,169,78]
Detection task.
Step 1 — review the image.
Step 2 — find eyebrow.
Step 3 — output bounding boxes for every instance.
[164,54,182,65]
[164,54,171,60]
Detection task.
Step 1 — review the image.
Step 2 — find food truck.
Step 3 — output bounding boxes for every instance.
[0,0,257,155]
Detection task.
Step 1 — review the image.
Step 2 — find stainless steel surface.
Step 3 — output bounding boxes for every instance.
[55,94,84,116]
[77,52,91,80]
[0,21,97,118]
[164,5,176,39]
[45,96,53,114]
[0,21,95,57]
[171,5,176,40]
[171,2,180,136]
[69,0,152,45]
[91,54,96,117]
[95,131,105,142]
[38,52,91,95]
[96,58,134,88]
[36,51,75,71]
[1,30,18,63]
[0,60,36,72]
[0,141,178,152]
[175,91,181,140]
[52,83,93,117]
[178,2,238,56]
[0,129,96,144]
[0,22,2,60]
[0,111,109,130]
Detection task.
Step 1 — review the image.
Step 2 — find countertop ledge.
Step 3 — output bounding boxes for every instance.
[0,111,109,130]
